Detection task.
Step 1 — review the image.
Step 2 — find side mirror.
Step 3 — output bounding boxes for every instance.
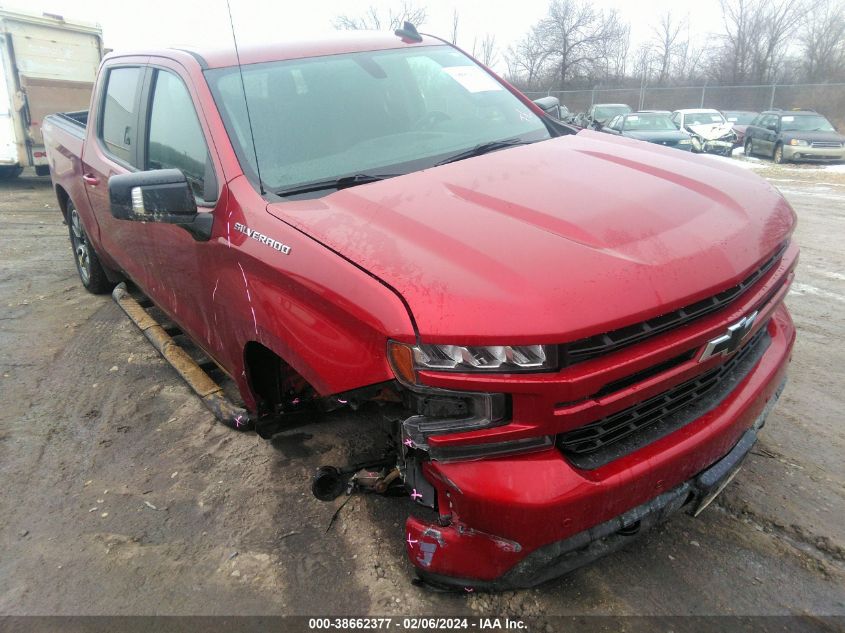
[109,169,211,240]
[532,96,561,120]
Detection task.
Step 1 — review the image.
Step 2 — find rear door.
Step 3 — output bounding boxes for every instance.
[80,59,158,284]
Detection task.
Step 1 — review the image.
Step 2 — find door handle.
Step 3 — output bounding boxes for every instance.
[82,173,100,186]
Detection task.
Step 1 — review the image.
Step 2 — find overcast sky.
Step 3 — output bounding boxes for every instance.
[12,0,727,72]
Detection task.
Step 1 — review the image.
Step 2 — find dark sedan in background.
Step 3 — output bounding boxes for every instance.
[602,112,694,150]
[744,110,845,163]
[723,110,759,147]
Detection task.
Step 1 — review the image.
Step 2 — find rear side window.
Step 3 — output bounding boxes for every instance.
[100,67,142,164]
[146,70,215,202]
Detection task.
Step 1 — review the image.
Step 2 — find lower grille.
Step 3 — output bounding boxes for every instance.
[557,323,771,469]
[810,141,843,148]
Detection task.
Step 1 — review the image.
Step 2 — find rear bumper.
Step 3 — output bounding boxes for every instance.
[405,305,795,589]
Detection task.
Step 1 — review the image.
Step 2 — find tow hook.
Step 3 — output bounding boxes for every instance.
[311,458,402,501]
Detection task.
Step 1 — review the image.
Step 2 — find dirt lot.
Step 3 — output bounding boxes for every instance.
[0,158,843,620]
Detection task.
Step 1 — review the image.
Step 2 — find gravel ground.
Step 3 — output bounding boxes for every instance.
[0,159,843,621]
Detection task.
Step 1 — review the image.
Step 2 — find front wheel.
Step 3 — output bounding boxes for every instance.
[744,138,754,157]
[773,143,785,164]
[68,202,113,294]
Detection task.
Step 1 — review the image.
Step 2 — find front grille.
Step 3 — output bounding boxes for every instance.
[558,242,786,367]
[557,324,771,469]
[810,141,843,148]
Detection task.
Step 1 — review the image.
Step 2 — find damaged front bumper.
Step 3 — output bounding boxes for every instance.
[404,307,794,590]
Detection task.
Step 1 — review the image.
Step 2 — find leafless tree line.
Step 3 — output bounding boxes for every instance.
[508,0,845,90]
[332,0,845,90]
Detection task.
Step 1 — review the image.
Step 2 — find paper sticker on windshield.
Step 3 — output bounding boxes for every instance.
[782,116,794,122]
[628,115,639,121]
[443,66,503,93]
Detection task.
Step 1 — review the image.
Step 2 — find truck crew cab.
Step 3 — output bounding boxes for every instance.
[43,29,798,590]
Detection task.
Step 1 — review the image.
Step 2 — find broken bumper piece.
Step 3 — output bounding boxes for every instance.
[405,310,793,590]
[410,416,767,591]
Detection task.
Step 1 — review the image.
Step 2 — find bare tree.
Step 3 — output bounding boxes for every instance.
[713,0,805,83]
[450,9,459,45]
[479,33,497,67]
[506,26,551,88]
[652,12,686,84]
[801,0,845,81]
[538,0,628,88]
[332,1,427,31]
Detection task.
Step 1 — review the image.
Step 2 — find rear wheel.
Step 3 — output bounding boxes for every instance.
[773,143,785,164]
[68,202,112,294]
[0,165,22,179]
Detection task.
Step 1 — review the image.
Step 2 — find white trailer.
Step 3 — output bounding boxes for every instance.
[0,8,102,177]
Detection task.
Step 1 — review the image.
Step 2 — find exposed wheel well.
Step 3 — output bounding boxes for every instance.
[243,342,316,414]
[55,185,70,221]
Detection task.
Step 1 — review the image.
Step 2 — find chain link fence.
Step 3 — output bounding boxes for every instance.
[524,83,845,128]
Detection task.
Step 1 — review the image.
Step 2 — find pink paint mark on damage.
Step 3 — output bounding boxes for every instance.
[464,587,474,593]
[234,414,244,428]
[410,489,423,501]
[292,397,301,405]
[403,438,414,448]
[212,277,219,301]
[236,262,258,333]
[406,533,418,548]
[337,398,348,404]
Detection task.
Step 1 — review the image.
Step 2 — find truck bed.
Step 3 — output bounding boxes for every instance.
[41,111,88,210]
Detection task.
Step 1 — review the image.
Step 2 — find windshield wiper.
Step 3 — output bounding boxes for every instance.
[434,138,533,166]
[276,173,397,197]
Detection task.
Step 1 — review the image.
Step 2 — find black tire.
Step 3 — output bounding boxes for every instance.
[0,165,22,179]
[773,143,785,164]
[744,138,754,157]
[68,201,113,294]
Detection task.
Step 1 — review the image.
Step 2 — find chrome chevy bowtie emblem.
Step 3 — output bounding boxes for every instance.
[699,311,759,362]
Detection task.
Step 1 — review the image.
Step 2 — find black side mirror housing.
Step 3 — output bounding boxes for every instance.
[109,169,211,240]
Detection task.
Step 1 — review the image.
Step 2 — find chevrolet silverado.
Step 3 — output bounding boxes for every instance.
[42,27,798,590]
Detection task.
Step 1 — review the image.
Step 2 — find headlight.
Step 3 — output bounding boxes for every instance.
[678,139,692,145]
[388,341,557,384]
[789,139,809,146]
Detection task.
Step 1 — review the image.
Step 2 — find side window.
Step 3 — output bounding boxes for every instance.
[100,67,142,164]
[146,69,215,203]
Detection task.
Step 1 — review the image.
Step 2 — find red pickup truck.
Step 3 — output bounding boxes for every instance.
[42,29,798,590]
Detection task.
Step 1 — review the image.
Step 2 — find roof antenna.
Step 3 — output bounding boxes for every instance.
[225,0,266,195]
[394,21,422,43]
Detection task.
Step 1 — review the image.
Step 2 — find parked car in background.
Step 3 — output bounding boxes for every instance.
[672,109,736,155]
[722,110,759,147]
[602,112,693,151]
[744,110,845,163]
[0,8,102,178]
[575,103,632,129]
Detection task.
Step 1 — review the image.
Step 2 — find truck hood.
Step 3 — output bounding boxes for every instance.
[686,123,735,140]
[266,130,794,343]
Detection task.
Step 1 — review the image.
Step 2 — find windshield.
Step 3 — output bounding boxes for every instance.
[205,45,550,194]
[685,111,727,126]
[594,105,631,121]
[623,114,677,131]
[780,114,835,132]
[724,111,757,125]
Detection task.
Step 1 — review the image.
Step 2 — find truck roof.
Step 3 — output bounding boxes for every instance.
[107,31,439,70]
